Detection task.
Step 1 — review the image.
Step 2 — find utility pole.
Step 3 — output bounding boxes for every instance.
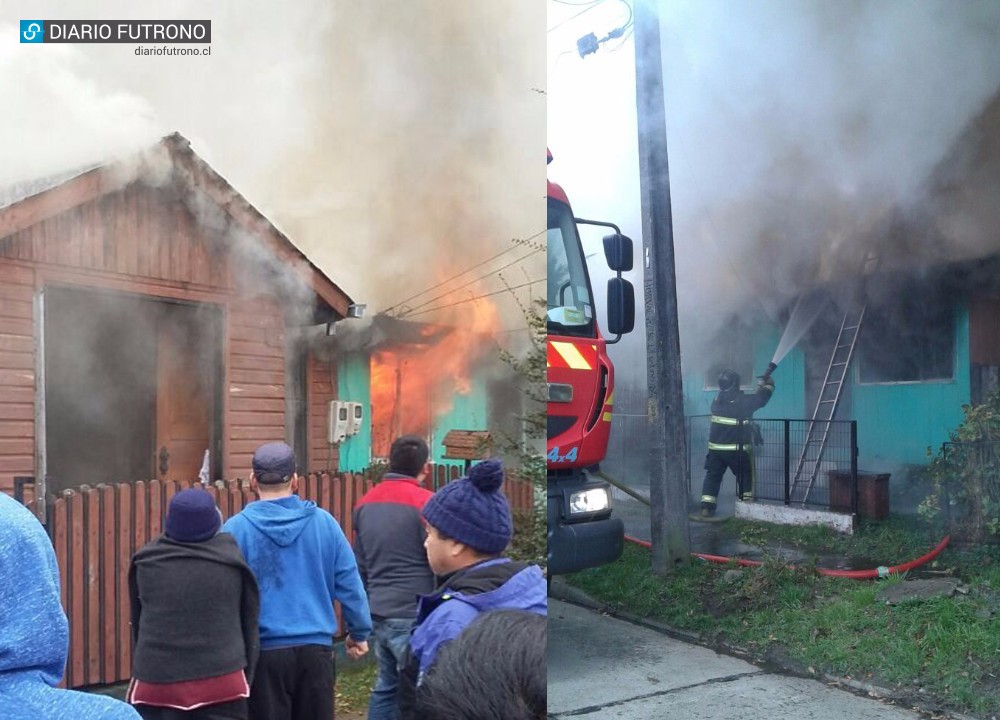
[634,0,690,573]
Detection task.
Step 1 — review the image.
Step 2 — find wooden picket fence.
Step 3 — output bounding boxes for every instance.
[41,467,536,689]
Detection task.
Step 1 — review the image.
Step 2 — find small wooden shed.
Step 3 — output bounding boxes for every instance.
[0,133,353,511]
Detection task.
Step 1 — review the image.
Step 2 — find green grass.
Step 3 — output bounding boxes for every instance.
[566,520,1000,716]
[335,660,377,715]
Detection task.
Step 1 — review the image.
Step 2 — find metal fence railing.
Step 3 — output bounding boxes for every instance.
[686,415,858,511]
[941,441,1000,543]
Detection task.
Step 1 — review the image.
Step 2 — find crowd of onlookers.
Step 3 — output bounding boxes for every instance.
[0,434,546,720]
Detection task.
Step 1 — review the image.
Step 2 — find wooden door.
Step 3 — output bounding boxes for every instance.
[155,312,212,482]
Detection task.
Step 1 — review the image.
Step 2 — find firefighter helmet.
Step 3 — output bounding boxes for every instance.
[718,369,740,392]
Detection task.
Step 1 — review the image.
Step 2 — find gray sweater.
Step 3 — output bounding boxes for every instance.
[129,533,260,683]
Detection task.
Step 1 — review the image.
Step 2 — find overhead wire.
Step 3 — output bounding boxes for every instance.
[597,0,634,52]
[548,0,606,34]
[406,279,544,318]
[383,229,545,315]
[398,247,544,317]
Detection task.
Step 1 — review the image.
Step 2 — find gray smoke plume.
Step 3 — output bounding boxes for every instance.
[549,0,1000,376]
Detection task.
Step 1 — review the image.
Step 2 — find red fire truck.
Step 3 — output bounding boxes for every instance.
[547,150,635,575]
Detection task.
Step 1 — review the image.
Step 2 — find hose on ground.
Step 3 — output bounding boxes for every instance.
[623,533,951,579]
[595,468,950,579]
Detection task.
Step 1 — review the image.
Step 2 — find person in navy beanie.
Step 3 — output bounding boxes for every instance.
[396,458,546,720]
[128,488,260,720]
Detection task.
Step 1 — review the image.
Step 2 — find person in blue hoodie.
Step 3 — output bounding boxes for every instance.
[0,491,140,720]
[397,458,547,719]
[223,442,372,720]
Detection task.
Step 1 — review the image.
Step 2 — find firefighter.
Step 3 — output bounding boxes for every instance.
[699,368,774,518]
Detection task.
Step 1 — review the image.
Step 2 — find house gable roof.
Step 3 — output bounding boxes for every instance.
[0,132,352,319]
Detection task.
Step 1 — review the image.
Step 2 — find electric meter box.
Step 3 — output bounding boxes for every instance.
[327,401,350,444]
[346,402,364,437]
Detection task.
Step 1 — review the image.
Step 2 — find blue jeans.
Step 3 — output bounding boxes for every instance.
[367,617,414,720]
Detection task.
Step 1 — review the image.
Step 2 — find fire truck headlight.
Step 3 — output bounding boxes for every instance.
[568,488,610,515]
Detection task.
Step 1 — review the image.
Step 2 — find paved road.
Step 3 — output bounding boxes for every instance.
[548,598,925,719]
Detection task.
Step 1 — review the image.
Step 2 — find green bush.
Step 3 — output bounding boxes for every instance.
[919,388,1000,542]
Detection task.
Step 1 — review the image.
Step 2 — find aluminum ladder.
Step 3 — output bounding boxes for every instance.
[790,305,866,504]
[790,253,878,504]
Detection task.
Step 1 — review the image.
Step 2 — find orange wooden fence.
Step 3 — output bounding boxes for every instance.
[42,468,536,689]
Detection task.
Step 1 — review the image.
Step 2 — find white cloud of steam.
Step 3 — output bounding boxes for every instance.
[0,1,544,341]
[0,26,161,185]
[548,0,1000,379]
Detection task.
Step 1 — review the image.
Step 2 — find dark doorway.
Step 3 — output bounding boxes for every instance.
[44,286,221,493]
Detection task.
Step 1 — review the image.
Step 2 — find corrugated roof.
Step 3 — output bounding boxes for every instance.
[0,163,103,210]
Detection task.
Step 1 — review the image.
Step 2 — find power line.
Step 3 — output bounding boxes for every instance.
[399,248,543,316]
[383,229,545,315]
[398,247,544,316]
[405,279,544,318]
[548,0,605,34]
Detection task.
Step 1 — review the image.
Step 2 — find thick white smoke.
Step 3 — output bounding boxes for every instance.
[0,1,544,335]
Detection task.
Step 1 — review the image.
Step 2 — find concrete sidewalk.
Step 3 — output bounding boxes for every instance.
[548,594,939,719]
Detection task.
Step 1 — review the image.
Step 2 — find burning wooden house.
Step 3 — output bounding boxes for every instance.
[312,312,513,473]
[0,133,536,689]
[0,133,363,508]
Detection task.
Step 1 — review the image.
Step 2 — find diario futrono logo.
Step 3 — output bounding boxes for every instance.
[20,20,44,43]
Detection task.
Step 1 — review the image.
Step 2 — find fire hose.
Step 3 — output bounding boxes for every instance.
[594,469,951,579]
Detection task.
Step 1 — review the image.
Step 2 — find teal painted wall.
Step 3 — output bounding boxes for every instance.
[336,353,372,472]
[851,301,969,471]
[335,354,490,472]
[682,301,972,472]
[682,323,807,419]
[430,372,490,469]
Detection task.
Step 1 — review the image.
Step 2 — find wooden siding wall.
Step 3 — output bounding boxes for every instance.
[970,296,1000,366]
[0,185,225,287]
[227,302,287,477]
[0,263,35,493]
[0,181,301,490]
[39,470,536,689]
[308,354,337,473]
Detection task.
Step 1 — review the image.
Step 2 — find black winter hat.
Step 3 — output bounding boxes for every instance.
[421,458,512,554]
[164,488,221,543]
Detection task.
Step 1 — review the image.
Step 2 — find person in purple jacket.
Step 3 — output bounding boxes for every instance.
[396,458,546,719]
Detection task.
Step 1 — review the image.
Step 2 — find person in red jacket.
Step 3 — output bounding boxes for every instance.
[353,434,435,720]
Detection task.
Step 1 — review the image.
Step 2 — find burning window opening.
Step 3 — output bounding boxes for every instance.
[368,325,483,459]
[858,278,955,384]
[327,307,502,462]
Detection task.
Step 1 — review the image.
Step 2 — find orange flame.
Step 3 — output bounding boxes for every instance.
[370,299,501,457]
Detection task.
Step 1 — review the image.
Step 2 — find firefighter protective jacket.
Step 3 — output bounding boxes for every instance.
[707,384,773,451]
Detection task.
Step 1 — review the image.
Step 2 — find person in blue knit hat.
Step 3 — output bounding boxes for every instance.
[396,458,546,720]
